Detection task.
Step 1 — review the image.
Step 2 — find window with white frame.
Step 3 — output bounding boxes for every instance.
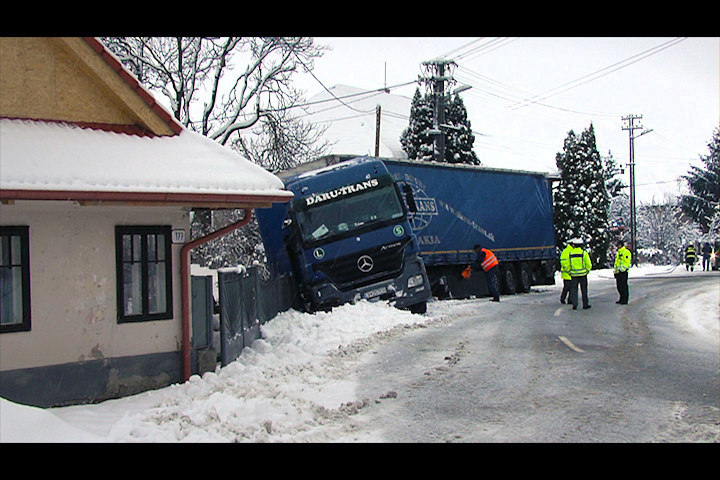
[1,226,31,333]
[115,226,173,322]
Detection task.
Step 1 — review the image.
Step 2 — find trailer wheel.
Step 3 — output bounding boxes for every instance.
[500,264,517,294]
[517,262,533,293]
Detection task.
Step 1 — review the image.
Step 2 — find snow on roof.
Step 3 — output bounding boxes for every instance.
[0,118,292,200]
[304,85,412,159]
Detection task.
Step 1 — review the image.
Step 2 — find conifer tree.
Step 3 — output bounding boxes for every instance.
[553,124,611,267]
[682,126,719,233]
[445,93,480,164]
[400,88,479,164]
[400,88,435,161]
[602,150,626,198]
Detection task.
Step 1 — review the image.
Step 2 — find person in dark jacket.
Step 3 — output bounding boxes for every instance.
[470,243,500,302]
[701,242,712,271]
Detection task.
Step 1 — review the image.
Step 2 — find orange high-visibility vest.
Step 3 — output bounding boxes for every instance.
[480,248,498,271]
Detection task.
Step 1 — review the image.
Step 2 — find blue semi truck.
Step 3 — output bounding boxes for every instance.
[256,155,557,312]
[256,156,432,314]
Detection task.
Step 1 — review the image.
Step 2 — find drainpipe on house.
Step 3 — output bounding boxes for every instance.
[180,208,253,381]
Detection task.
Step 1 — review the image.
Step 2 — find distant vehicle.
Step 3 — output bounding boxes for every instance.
[256,156,431,314]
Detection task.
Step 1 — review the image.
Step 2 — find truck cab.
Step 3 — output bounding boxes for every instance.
[257,157,431,313]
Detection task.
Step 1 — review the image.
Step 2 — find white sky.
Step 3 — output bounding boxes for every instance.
[292,37,719,204]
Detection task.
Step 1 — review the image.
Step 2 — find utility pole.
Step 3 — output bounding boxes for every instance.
[375,105,381,157]
[621,114,652,265]
[420,59,457,163]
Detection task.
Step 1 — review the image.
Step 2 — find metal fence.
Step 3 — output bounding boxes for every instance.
[217,267,298,367]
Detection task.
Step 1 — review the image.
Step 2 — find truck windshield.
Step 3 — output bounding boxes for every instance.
[293,175,405,244]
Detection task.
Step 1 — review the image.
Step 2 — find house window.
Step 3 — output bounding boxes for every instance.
[1,226,31,333]
[116,226,173,323]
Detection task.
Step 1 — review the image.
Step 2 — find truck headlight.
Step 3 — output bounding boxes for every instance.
[407,274,424,289]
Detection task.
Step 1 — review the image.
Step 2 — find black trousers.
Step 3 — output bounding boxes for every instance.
[560,279,571,303]
[569,275,589,308]
[615,271,629,304]
[486,265,500,300]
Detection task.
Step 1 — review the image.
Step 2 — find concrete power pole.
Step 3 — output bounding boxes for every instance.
[621,114,652,265]
[420,59,456,163]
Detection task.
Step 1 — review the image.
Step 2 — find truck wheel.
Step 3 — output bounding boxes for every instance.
[409,301,427,314]
[500,264,517,294]
[517,262,533,293]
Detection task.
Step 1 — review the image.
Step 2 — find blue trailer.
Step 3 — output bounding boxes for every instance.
[382,158,557,298]
[256,156,431,313]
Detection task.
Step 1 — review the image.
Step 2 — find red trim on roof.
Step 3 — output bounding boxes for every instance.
[82,37,184,136]
[0,188,291,206]
[0,116,157,137]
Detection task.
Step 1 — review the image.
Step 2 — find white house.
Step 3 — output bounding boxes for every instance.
[0,37,292,407]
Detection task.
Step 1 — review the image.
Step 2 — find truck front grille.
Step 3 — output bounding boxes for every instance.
[314,239,409,291]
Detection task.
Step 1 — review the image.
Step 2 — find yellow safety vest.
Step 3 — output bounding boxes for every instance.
[567,246,592,277]
[614,246,631,273]
[559,245,572,280]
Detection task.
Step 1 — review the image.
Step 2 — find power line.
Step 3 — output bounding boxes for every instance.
[505,37,688,112]
[438,37,520,63]
[437,38,487,59]
[456,68,618,118]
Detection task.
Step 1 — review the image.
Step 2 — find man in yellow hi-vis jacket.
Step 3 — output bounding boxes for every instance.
[613,240,632,305]
[559,243,573,304]
[560,238,592,310]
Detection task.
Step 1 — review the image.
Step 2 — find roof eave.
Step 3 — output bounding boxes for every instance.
[0,189,292,209]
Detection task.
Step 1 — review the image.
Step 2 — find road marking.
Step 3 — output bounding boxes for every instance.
[554,307,564,316]
[558,336,584,353]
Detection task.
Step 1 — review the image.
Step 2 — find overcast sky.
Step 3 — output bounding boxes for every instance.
[293,37,719,204]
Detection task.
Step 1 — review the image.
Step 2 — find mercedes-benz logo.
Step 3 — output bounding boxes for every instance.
[357,255,374,273]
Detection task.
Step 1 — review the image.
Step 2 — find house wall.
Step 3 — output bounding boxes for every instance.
[0,37,176,136]
[0,201,190,405]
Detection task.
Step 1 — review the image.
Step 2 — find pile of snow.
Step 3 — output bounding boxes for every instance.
[1,265,716,443]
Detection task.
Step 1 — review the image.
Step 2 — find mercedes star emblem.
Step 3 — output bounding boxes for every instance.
[357,255,374,273]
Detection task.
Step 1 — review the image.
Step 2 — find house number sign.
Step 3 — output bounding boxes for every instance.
[171,229,186,244]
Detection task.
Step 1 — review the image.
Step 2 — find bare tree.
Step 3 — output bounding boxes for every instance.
[102,37,326,145]
[636,194,703,265]
[234,109,330,172]
[101,37,330,268]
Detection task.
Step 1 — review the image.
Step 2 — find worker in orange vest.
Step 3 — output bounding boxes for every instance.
[463,243,500,302]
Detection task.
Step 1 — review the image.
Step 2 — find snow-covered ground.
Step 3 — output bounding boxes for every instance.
[2,265,717,443]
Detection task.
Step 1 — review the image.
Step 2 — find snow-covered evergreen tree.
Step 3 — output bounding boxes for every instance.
[400,88,479,164]
[682,126,719,233]
[602,150,626,198]
[400,89,435,161]
[553,124,611,267]
[444,93,480,164]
